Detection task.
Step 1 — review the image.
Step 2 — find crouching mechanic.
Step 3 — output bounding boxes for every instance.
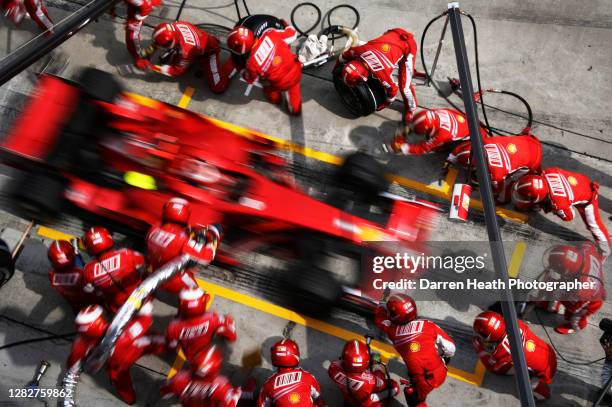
[141,21,229,93]
[161,345,242,406]
[328,339,399,406]
[66,303,165,404]
[224,14,295,82]
[374,294,455,407]
[239,23,302,115]
[513,168,611,258]
[390,108,486,155]
[166,287,236,365]
[124,0,162,70]
[448,133,542,204]
[82,226,145,313]
[48,240,99,311]
[146,197,221,294]
[541,242,606,334]
[472,311,557,400]
[339,28,422,123]
[257,339,325,406]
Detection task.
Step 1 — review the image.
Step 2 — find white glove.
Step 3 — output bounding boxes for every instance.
[298,34,329,63]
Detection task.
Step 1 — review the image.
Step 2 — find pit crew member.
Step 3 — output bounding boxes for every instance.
[256,339,325,406]
[66,303,165,404]
[448,133,542,204]
[224,14,295,81]
[472,311,557,400]
[82,226,145,313]
[146,197,221,294]
[142,21,229,93]
[513,168,611,257]
[124,0,162,69]
[166,288,236,365]
[1,0,53,33]
[374,294,455,407]
[48,240,99,311]
[328,339,399,406]
[390,108,487,155]
[339,28,423,123]
[540,242,606,334]
[241,24,302,115]
[161,345,242,406]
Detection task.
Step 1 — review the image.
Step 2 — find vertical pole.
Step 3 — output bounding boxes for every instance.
[446,3,536,406]
[426,15,449,86]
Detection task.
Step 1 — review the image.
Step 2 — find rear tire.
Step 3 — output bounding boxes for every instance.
[337,152,389,196]
[286,264,342,316]
[15,172,65,218]
[78,68,122,103]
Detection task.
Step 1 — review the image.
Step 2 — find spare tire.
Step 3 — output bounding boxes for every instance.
[78,68,122,103]
[337,152,389,195]
[333,64,387,117]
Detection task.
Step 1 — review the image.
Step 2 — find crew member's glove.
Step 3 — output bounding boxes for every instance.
[135,58,152,71]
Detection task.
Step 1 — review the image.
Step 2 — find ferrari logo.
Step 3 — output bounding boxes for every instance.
[526,340,536,352]
[568,176,578,186]
[507,143,517,154]
[289,393,301,404]
[457,115,465,123]
[381,43,390,53]
[409,342,421,352]
[272,56,282,66]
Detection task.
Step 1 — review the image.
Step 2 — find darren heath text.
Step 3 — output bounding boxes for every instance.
[372,278,595,291]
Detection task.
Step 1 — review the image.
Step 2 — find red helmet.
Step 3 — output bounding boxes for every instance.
[342,60,369,87]
[75,304,108,339]
[153,23,177,48]
[83,227,114,256]
[512,175,548,210]
[473,311,506,342]
[386,294,417,324]
[547,245,583,276]
[178,288,208,317]
[341,339,370,373]
[270,339,300,368]
[412,110,439,138]
[192,345,223,378]
[227,26,255,55]
[48,240,75,269]
[163,197,191,225]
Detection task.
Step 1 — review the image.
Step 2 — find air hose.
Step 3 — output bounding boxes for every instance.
[420,11,533,136]
[291,2,360,40]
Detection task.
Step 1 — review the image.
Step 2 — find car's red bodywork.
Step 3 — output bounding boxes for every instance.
[2,74,437,272]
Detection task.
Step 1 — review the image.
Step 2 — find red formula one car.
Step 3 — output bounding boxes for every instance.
[1,69,438,313]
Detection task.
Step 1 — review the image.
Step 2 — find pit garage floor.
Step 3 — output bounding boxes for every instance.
[0,0,612,405]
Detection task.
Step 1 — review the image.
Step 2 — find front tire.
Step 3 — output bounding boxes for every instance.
[15,171,65,218]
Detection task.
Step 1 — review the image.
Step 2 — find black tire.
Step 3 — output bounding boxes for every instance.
[337,152,389,195]
[15,172,65,217]
[78,68,122,103]
[286,265,342,316]
[333,64,387,117]
[0,238,14,288]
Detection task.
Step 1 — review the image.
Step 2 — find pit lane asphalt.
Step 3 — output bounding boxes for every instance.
[0,0,611,405]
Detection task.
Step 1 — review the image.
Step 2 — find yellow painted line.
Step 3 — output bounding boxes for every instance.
[508,241,527,278]
[37,226,75,241]
[468,199,529,223]
[124,90,527,223]
[177,87,195,109]
[166,291,216,379]
[196,279,484,387]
